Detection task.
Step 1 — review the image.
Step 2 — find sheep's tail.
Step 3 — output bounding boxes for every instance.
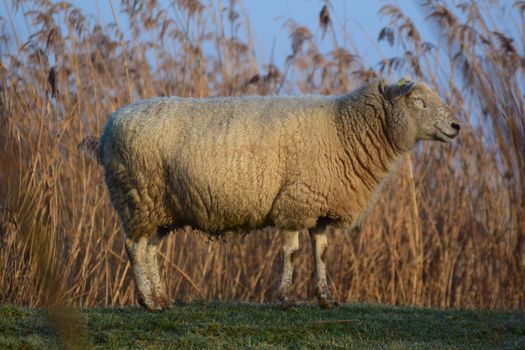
[79,136,103,165]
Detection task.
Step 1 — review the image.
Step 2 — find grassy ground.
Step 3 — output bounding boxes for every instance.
[1,301,524,349]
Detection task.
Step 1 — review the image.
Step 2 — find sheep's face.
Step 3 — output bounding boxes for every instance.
[388,78,461,143]
[406,83,460,142]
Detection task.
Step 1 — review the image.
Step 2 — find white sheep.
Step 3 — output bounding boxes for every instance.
[82,77,460,309]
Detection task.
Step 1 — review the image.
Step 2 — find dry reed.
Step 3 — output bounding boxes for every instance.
[0,0,523,309]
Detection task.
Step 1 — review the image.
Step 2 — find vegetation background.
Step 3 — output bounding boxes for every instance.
[0,0,524,310]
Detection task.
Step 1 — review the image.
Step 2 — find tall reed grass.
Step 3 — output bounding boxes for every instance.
[0,0,523,309]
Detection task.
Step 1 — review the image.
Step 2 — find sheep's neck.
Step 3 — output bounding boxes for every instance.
[335,97,404,197]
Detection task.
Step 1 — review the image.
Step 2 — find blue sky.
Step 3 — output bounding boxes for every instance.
[3,0,521,72]
[238,0,433,64]
[2,0,436,70]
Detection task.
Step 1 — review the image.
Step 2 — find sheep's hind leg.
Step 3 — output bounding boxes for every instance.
[126,235,169,310]
[145,237,170,310]
[277,230,300,309]
[125,236,157,309]
[309,228,338,309]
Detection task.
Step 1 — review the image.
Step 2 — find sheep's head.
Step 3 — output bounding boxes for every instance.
[386,77,461,145]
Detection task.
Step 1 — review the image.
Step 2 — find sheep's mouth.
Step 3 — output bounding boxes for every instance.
[435,129,458,143]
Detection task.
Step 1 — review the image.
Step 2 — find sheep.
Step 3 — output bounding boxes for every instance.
[81,77,461,310]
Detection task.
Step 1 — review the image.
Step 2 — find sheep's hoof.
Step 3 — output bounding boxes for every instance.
[138,297,152,310]
[145,303,171,311]
[280,296,298,310]
[139,297,171,311]
[155,296,172,310]
[318,297,339,309]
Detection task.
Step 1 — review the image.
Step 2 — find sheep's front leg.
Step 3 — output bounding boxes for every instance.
[125,236,154,309]
[309,229,338,309]
[126,236,169,310]
[277,230,299,309]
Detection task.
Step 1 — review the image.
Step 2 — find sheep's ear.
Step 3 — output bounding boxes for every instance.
[387,77,416,100]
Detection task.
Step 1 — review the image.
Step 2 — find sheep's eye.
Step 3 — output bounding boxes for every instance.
[412,97,426,109]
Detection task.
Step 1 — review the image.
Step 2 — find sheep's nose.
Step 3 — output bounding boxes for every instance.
[451,122,461,133]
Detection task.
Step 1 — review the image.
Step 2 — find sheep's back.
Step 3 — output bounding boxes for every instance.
[101,95,335,233]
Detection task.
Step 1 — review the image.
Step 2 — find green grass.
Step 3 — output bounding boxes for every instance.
[1,301,524,349]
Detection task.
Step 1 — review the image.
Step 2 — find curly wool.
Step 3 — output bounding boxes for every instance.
[98,80,407,239]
